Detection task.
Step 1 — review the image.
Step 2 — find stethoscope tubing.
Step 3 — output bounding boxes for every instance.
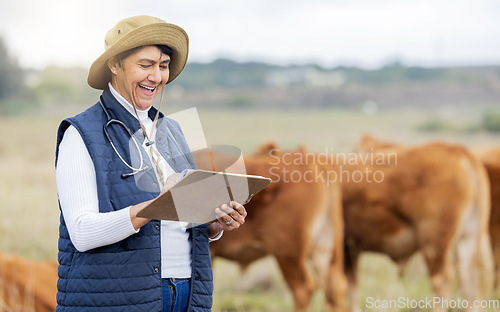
[99,96,148,179]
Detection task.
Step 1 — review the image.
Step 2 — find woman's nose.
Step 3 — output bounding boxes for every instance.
[149,66,162,82]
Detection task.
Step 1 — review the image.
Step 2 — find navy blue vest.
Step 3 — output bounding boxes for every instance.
[55,89,213,311]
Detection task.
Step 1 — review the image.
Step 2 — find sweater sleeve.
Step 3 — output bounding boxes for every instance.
[56,125,139,252]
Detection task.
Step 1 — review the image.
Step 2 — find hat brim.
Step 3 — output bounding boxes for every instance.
[87,22,189,90]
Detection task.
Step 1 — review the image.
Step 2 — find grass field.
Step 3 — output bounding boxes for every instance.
[1,106,500,311]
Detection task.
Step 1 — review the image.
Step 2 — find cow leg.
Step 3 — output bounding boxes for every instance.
[453,177,494,303]
[344,242,361,312]
[310,181,347,312]
[421,244,454,312]
[275,256,316,312]
[396,258,410,279]
[312,241,347,312]
[490,215,500,293]
[455,230,478,304]
[323,264,348,312]
[455,227,494,304]
[489,218,500,293]
[493,242,500,293]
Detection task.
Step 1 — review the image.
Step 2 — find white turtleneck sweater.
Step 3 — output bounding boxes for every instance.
[56,84,218,278]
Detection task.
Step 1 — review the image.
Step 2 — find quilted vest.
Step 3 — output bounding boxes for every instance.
[55,89,213,311]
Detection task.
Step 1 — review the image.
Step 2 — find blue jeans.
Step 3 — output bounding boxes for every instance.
[162,278,191,312]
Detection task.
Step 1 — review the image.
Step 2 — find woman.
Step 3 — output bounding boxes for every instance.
[55,15,246,312]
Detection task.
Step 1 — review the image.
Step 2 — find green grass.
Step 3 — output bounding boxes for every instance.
[0,116,60,260]
[211,253,434,312]
[1,107,500,310]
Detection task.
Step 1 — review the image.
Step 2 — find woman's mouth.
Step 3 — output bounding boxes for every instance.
[139,84,157,95]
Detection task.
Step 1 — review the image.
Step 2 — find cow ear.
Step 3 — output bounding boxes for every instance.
[357,134,378,150]
[357,134,399,151]
[297,144,308,153]
[255,142,280,156]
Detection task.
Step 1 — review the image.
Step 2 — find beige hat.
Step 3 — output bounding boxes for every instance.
[87,15,189,90]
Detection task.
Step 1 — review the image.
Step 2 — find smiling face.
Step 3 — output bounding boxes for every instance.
[108,45,170,110]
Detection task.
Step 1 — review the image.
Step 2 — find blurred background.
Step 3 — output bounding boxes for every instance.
[1,0,499,311]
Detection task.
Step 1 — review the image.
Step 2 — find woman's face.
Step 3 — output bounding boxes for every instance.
[110,45,170,110]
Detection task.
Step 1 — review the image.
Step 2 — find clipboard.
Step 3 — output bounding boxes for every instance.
[136,169,271,224]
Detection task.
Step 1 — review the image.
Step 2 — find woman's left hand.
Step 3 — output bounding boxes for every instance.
[207,201,247,238]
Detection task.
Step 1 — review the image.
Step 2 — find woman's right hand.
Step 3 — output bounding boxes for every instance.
[130,173,181,230]
[161,173,181,194]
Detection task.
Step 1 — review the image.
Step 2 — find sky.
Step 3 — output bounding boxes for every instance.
[1,0,499,70]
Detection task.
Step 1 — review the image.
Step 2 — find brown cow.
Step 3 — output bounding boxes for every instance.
[346,136,493,310]
[210,143,348,312]
[474,147,500,291]
[0,252,58,312]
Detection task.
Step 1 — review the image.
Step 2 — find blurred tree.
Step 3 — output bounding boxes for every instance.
[30,66,100,107]
[32,67,75,104]
[482,110,500,132]
[0,37,24,99]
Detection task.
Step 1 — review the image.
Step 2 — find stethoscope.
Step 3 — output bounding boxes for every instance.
[99,95,149,179]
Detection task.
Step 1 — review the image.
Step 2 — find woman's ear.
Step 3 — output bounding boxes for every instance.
[107,57,119,75]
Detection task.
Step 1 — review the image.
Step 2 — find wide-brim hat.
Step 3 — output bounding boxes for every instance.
[88,15,189,90]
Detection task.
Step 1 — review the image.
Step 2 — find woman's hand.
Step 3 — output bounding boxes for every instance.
[207,201,247,239]
[130,173,181,230]
[161,173,181,194]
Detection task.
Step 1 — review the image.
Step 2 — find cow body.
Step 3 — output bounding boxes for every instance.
[345,138,493,310]
[210,147,348,312]
[0,252,58,312]
[474,147,500,291]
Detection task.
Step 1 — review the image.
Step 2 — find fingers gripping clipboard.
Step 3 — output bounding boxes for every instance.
[136,169,271,224]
